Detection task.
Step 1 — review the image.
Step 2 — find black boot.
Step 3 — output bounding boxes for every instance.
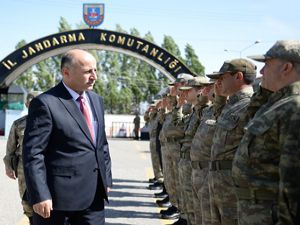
[160,205,180,219]
[148,177,157,183]
[154,185,168,198]
[154,190,168,198]
[156,196,171,207]
[148,181,163,190]
[170,217,188,225]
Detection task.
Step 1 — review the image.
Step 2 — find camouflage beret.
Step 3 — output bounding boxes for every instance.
[168,73,194,86]
[248,40,300,63]
[206,58,257,79]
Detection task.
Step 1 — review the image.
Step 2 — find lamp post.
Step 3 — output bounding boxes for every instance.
[224,40,260,58]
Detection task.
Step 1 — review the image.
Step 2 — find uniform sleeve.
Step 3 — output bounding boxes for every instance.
[246,86,273,119]
[277,108,300,225]
[144,111,150,123]
[172,106,183,125]
[195,95,209,119]
[3,122,18,169]
[22,97,53,205]
[238,86,273,134]
[213,95,227,118]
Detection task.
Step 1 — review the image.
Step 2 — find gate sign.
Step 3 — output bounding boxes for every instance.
[0,29,195,88]
[83,3,104,27]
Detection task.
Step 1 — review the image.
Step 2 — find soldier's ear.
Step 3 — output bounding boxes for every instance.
[282,62,294,74]
[235,72,244,81]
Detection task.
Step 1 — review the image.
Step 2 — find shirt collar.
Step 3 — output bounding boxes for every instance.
[62,81,87,101]
[227,86,253,105]
[269,80,300,103]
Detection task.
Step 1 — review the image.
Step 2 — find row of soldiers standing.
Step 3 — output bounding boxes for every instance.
[144,40,300,225]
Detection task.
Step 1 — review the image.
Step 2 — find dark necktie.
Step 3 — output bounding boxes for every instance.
[77,95,94,141]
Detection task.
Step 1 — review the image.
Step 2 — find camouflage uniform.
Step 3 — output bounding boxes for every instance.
[163,102,186,209]
[209,87,253,225]
[190,95,227,225]
[3,115,33,219]
[176,103,191,217]
[133,115,140,139]
[159,109,179,205]
[232,82,300,225]
[144,110,150,127]
[177,97,209,225]
[149,109,164,182]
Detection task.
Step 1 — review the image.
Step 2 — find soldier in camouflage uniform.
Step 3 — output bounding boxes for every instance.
[133,113,141,140]
[232,40,300,225]
[3,91,41,225]
[206,59,257,225]
[158,90,178,214]
[190,79,226,225]
[148,102,164,184]
[160,74,194,220]
[143,107,150,125]
[174,76,212,225]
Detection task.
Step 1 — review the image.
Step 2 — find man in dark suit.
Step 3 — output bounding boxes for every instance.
[23,49,112,225]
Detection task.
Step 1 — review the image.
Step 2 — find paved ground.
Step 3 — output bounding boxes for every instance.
[0,138,174,225]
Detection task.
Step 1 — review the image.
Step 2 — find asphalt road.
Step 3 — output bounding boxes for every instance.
[0,138,173,225]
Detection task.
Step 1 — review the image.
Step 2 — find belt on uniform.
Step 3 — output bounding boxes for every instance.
[180,138,192,144]
[191,161,209,169]
[209,160,232,171]
[165,137,181,142]
[235,187,277,201]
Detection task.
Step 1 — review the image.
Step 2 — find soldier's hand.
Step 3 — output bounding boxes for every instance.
[201,87,210,96]
[177,92,186,107]
[170,86,177,96]
[107,187,112,193]
[5,167,16,179]
[33,199,53,218]
[214,81,222,96]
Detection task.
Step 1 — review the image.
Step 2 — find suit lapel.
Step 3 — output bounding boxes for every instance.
[57,83,95,148]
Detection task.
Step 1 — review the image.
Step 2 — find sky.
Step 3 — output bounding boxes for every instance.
[0,0,299,76]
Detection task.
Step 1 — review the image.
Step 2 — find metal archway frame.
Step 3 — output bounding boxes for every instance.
[0,29,195,88]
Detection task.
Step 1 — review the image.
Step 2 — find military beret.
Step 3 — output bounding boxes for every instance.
[248,40,300,63]
[179,76,214,91]
[206,58,257,79]
[168,73,194,86]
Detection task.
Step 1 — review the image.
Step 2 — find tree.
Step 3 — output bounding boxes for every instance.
[33,58,58,91]
[105,78,119,114]
[161,35,183,61]
[184,43,205,76]
[14,41,58,91]
[58,17,72,32]
[13,40,35,90]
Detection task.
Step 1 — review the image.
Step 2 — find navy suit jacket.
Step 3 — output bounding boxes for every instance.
[23,82,112,211]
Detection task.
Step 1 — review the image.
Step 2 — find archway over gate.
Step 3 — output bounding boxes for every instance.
[0,28,195,88]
